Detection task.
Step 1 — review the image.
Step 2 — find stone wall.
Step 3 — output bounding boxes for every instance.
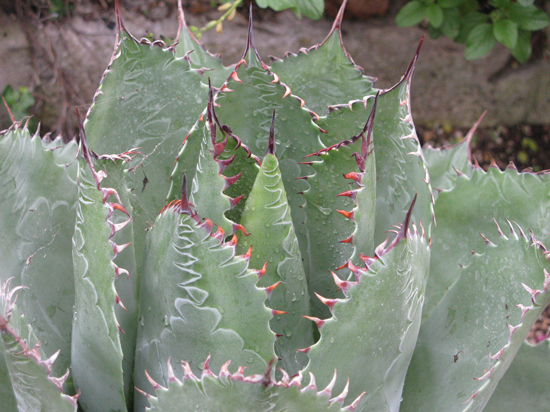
[0,2,548,136]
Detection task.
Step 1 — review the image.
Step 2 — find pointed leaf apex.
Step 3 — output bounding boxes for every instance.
[404,35,424,83]
[266,109,276,156]
[242,3,262,65]
[332,0,348,32]
[2,96,16,124]
[464,111,487,163]
[179,172,193,215]
[114,0,126,39]
[386,193,417,252]
[355,92,378,172]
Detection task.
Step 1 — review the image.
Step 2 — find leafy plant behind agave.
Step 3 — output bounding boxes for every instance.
[2,1,550,411]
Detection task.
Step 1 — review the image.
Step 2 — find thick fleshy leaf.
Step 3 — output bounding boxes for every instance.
[421,113,484,198]
[186,90,242,235]
[173,0,232,87]
[84,27,208,273]
[402,224,550,411]
[236,152,314,376]
[425,167,550,321]
[134,201,275,410]
[484,341,550,412]
[1,281,78,412]
[71,137,131,412]
[317,50,433,248]
[170,27,327,291]
[0,126,77,385]
[270,2,375,115]
[144,359,360,412]
[300,104,377,319]
[306,225,430,410]
[96,156,139,409]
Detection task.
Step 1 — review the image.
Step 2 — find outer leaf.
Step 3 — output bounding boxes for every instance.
[84,26,208,274]
[402,225,550,411]
[484,341,550,412]
[173,1,232,88]
[236,151,314,376]
[134,200,275,410]
[317,47,434,250]
[144,360,357,412]
[98,156,139,409]
[421,113,483,198]
[300,103,377,319]
[424,167,550,321]
[270,2,375,115]
[1,281,78,412]
[306,222,430,410]
[71,136,131,412]
[0,126,77,385]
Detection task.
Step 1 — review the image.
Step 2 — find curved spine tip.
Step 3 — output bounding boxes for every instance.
[386,193,417,252]
[2,96,16,124]
[266,109,277,156]
[179,172,193,215]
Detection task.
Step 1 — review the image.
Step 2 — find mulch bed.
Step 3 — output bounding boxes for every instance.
[417,123,550,345]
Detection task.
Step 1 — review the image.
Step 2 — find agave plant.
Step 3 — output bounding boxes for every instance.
[2,1,550,411]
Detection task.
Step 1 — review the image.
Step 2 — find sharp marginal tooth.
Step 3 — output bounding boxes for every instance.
[166,358,177,382]
[319,369,337,396]
[303,315,325,329]
[145,370,163,390]
[202,355,215,378]
[302,372,316,392]
[181,361,199,380]
[330,378,349,404]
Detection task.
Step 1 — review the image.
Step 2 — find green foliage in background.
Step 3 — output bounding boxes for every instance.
[396,0,550,62]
